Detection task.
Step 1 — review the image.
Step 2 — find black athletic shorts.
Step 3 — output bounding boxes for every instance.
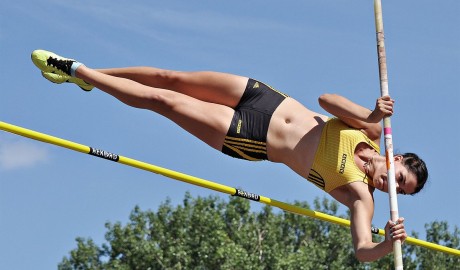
[222,78,288,161]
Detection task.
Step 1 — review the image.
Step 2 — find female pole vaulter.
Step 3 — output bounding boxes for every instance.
[31,49,428,262]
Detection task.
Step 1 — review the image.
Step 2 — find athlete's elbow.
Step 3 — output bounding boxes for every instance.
[363,124,382,141]
[355,250,371,262]
[318,93,335,103]
[318,93,337,108]
[354,245,386,262]
[355,248,381,262]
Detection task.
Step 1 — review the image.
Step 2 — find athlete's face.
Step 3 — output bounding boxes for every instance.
[370,155,418,195]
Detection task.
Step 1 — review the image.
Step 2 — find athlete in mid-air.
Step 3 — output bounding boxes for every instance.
[31,49,428,261]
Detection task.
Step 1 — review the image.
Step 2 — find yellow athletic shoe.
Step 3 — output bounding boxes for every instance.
[41,72,94,91]
[31,49,77,76]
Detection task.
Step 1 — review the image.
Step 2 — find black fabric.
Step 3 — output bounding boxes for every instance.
[222,78,287,161]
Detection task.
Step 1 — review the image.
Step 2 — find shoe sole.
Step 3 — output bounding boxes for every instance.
[42,72,93,91]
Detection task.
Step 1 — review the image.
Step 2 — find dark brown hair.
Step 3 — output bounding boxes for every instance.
[402,153,428,195]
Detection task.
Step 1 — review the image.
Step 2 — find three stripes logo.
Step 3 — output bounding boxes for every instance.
[307,169,325,190]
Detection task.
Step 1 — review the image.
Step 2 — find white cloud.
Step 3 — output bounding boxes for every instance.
[0,137,50,171]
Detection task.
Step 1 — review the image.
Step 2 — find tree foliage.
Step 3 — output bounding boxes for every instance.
[58,193,459,269]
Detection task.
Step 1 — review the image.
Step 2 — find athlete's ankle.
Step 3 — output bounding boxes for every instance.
[70,62,84,77]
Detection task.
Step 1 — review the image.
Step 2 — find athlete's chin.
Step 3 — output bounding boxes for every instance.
[373,178,386,192]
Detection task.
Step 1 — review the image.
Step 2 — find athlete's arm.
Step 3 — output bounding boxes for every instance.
[348,192,407,261]
[318,94,394,141]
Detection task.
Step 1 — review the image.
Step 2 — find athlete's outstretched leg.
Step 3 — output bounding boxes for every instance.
[76,66,236,149]
[96,67,248,108]
[31,50,237,150]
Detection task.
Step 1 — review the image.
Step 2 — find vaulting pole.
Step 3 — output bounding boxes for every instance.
[373,1,403,269]
[2,120,459,257]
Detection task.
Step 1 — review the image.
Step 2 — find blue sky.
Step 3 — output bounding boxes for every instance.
[1,0,459,269]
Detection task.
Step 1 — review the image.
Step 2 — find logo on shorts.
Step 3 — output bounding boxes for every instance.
[237,119,242,134]
[253,82,259,88]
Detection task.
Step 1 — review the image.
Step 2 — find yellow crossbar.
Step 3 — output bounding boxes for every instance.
[1,120,458,257]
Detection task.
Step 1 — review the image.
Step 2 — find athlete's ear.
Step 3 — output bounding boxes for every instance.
[394,155,403,162]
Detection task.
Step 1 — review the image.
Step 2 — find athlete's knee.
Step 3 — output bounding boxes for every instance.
[140,89,185,113]
[150,68,187,88]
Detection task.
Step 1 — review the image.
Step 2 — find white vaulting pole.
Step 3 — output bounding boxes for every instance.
[374,1,404,269]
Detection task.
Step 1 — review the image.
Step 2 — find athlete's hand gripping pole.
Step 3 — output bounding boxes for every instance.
[374,1,404,269]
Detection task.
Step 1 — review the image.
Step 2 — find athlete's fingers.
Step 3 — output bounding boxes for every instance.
[388,217,407,243]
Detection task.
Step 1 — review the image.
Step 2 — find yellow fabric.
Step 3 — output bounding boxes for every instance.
[308,118,380,193]
[223,136,267,161]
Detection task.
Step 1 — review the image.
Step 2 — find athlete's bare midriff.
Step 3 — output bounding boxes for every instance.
[266,97,328,178]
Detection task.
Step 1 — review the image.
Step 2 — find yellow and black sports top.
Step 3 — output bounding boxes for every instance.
[307,118,380,193]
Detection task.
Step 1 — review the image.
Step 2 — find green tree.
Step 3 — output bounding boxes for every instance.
[58,193,459,269]
[412,221,460,270]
